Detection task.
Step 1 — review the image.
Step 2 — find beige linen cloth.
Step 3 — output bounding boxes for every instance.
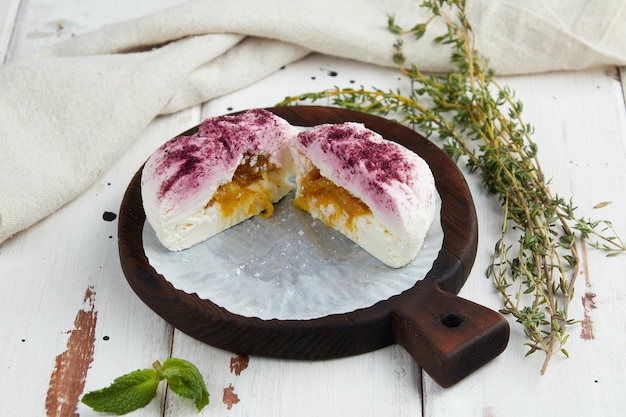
[1,0,625,244]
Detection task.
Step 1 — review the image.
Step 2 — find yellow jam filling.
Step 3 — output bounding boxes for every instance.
[294,168,371,230]
[208,153,280,219]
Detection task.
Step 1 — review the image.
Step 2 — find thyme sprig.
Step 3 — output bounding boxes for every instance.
[277,0,625,374]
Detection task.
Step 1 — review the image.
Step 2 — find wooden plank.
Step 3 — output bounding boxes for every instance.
[0,0,22,61]
[0,107,205,417]
[0,1,196,416]
[5,0,188,62]
[167,334,423,417]
[428,67,626,416]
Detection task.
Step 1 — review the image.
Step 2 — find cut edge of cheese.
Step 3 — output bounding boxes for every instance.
[141,109,297,251]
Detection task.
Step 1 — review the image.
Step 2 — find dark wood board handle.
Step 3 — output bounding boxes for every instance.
[392,278,510,387]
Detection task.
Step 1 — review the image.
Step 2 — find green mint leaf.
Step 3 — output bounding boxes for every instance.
[81,368,159,415]
[160,358,210,411]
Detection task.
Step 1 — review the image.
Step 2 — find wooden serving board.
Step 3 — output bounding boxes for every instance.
[118,106,509,387]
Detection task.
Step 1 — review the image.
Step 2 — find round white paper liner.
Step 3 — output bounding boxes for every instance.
[143,193,443,320]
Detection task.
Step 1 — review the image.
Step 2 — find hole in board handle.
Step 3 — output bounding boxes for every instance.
[440,313,464,328]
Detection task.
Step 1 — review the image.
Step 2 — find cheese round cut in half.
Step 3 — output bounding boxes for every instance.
[291,122,436,268]
[141,109,297,251]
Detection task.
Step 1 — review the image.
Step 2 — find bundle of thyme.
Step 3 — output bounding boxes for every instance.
[278,0,625,373]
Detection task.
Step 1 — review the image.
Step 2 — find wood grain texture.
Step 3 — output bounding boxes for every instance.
[0,4,196,415]
[118,106,509,387]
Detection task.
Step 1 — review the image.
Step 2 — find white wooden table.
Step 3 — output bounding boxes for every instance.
[2,1,626,416]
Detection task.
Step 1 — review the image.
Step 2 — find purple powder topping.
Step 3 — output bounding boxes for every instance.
[151,109,286,203]
[299,124,414,185]
[155,141,205,200]
[199,108,273,137]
